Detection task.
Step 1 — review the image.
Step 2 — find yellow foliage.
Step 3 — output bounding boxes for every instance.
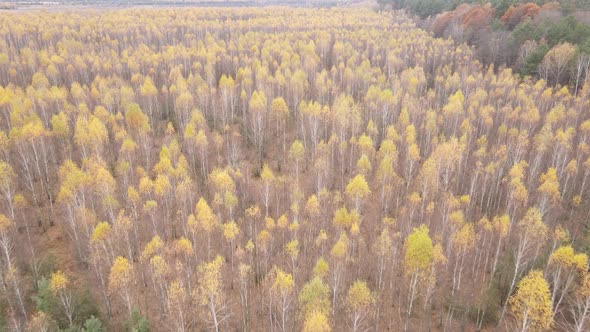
[404,224,434,276]
[553,225,570,243]
[245,205,260,218]
[330,233,348,258]
[49,270,69,294]
[277,214,289,229]
[518,208,548,243]
[493,215,510,238]
[452,222,476,253]
[346,280,374,313]
[108,256,133,294]
[223,220,240,241]
[549,245,588,272]
[299,276,331,316]
[538,167,561,203]
[90,221,112,244]
[303,311,331,332]
[313,257,330,278]
[305,195,320,217]
[150,255,169,278]
[289,140,305,162]
[249,90,267,114]
[286,239,300,259]
[509,270,553,331]
[265,217,276,230]
[196,255,224,306]
[245,239,255,252]
[195,197,218,233]
[141,235,163,261]
[271,267,294,296]
[260,163,275,183]
[174,237,194,256]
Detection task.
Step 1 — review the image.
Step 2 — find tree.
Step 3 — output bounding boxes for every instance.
[195,197,219,258]
[195,129,209,178]
[219,74,236,126]
[50,271,75,326]
[260,163,275,216]
[574,53,590,96]
[108,256,134,314]
[114,210,136,264]
[521,44,550,77]
[271,97,289,157]
[269,267,294,331]
[345,174,370,212]
[173,237,194,289]
[289,140,305,183]
[249,90,268,159]
[442,90,464,136]
[509,270,553,332]
[222,221,239,268]
[537,167,560,214]
[126,308,150,332]
[148,255,170,310]
[299,276,331,317]
[140,77,158,119]
[26,311,58,332]
[501,208,548,321]
[299,100,325,153]
[547,245,587,318]
[140,235,164,263]
[82,316,105,332]
[0,161,16,219]
[373,227,393,329]
[507,161,529,214]
[10,115,53,226]
[209,168,237,218]
[74,114,108,158]
[540,43,576,85]
[571,272,590,332]
[88,221,114,315]
[404,125,421,186]
[329,232,349,310]
[501,3,541,29]
[166,280,189,332]
[0,213,26,321]
[346,280,375,332]
[285,239,299,277]
[403,224,445,330]
[196,256,228,332]
[376,154,399,212]
[450,222,476,296]
[238,263,252,330]
[491,214,510,275]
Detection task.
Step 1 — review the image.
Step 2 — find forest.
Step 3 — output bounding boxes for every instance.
[379,0,590,91]
[1,5,590,332]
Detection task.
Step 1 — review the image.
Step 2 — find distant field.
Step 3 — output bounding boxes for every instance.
[1,0,369,10]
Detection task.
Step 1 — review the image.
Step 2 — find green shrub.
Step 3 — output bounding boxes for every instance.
[82,316,106,332]
[126,308,150,332]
